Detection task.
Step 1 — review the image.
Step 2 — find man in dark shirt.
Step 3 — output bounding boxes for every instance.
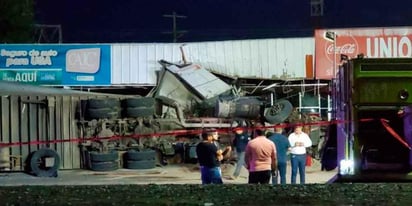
[268,124,290,184]
[232,127,250,179]
[196,129,223,184]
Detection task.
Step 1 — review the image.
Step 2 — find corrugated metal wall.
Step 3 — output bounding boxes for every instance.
[0,95,84,171]
[0,91,124,171]
[111,37,314,85]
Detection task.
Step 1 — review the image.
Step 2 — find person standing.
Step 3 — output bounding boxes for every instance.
[196,129,223,184]
[245,125,277,184]
[268,124,290,185]
[211,129,231,178]
[232,127,250,179]
[212,131,232,162]
[288,125,312,184]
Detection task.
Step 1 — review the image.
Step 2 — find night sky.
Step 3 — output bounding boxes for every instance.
[34,0,412,43]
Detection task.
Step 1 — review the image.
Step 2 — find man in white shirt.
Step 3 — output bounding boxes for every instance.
[288,125,312,184]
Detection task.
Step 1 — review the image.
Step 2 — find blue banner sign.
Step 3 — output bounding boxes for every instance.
[0,44,111,85]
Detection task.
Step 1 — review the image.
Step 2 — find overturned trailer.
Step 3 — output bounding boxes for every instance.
[0,59,294,175]
[77,59,294,171]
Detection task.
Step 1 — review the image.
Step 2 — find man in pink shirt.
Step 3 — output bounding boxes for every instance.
[245,125,277,184]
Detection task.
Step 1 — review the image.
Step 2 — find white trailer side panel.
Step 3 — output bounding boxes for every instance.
[111,38,314,85]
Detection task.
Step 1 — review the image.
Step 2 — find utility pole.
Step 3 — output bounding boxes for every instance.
[162,12,187,42]
[34,24,63,43]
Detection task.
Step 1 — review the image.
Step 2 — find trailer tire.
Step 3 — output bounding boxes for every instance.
[90,151,119,162]
[125,149,156,161]
[264,99,293,124]
[122,97,155,108]
[125,107,155,118]
[87,108,121,120]
[29,148,60,177]
[125,160,156,169]
[90,161,119,171]
[88,98,120,109]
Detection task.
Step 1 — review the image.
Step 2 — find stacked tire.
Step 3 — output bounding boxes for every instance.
[122,97,155,118]
[124,149,156,169]
[89,151,119,171]
[86,98,121,120]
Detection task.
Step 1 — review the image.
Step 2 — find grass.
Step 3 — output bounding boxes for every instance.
[1,183,412,205]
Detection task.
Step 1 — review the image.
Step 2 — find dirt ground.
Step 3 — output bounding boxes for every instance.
[0,159,336,186]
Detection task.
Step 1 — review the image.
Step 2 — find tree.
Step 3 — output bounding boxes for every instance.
[0,0,34,43]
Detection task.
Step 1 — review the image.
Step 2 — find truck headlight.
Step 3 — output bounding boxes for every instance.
[339,159,354,175]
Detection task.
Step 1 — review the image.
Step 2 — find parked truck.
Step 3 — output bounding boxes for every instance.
[323,57,412,182]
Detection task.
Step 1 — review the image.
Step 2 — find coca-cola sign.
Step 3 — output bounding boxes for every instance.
[315,27,412,79]
[326,43,356,54]
[323,35,359,67]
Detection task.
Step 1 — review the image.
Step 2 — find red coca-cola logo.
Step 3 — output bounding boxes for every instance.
[326,44,356,54]
[324,35,359,64]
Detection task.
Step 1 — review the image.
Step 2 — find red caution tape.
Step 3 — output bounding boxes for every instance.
[0,118,402,148]
[380,118,411,150]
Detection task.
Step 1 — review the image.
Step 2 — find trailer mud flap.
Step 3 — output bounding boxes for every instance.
[321,124,337,171]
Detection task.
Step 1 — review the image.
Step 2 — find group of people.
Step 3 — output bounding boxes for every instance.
[195,124,312,185]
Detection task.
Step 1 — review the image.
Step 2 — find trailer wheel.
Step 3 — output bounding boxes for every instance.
[125,160,156,169]
[88,98,120,109]
[125,149,156,161]
[125,107,155,118]
[90,151,119,162]
[29,148,60,177]
[264,99,293,124]
[122,97,155,108]
[87,108,121,120]
[90,161,119,171]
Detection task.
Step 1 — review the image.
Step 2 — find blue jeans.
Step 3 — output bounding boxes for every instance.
[200,166,223,184]
[290,154,306,184]
[272,161,287,185]
[233,151,245,177]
